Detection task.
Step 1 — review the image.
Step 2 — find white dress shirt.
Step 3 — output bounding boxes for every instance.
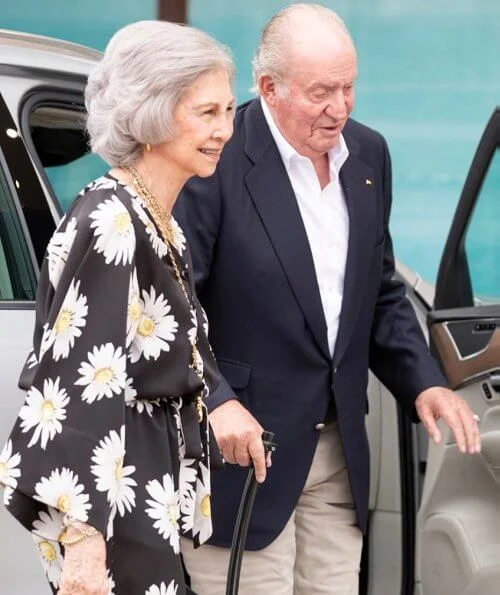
[261,98,350,358]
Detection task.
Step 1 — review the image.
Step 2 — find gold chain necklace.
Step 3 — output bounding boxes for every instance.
[123,163,204,422]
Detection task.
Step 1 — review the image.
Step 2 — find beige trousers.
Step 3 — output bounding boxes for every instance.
[181,422,363,595]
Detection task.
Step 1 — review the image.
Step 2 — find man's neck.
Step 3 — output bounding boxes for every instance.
[312,153,331,190]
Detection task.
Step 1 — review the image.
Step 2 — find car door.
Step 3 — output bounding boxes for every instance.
[0,68,106,591]
[415,108,500,595]
[0,91,54,594]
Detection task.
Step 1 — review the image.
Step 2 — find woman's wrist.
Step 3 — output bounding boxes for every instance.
[59,515,103,547]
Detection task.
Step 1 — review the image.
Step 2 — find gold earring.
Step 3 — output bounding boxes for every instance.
[145,143,151,152]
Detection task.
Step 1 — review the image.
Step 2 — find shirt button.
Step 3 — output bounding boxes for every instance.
[315,422,326,431]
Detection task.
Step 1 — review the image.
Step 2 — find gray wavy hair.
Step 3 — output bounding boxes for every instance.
[85,20,234,166]
[252,3,352,91]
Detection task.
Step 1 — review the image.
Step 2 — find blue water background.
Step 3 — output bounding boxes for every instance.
[3,0,500,284]
[190,0,500,285]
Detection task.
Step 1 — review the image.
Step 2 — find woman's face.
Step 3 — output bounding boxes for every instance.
[156,68,235,180]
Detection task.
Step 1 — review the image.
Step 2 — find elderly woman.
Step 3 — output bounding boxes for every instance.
[0,20,235,595]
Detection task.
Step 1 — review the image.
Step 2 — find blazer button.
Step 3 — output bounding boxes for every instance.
[315,422,326,431]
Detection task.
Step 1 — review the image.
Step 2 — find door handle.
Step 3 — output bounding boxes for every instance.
[489,373,500,392]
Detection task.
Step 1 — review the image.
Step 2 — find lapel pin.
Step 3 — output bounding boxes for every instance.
[365,179,373,186]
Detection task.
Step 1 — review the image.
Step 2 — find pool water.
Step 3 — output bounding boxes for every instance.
[4,0,500,285]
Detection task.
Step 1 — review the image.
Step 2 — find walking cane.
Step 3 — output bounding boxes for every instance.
[225,431,277,595]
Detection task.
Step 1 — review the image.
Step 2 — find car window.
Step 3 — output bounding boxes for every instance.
[0,161,36,300]
[28,104,107,213]
[464,147,500,305]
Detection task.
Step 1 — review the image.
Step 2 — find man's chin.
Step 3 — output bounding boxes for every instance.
[310,138,341,154]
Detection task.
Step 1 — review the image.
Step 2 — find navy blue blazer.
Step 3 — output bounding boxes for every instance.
[174,99,446,549]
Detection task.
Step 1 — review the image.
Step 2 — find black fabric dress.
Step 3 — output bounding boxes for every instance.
[0,174,222,594]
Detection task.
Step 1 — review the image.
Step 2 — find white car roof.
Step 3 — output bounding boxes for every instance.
[0,29,101,77]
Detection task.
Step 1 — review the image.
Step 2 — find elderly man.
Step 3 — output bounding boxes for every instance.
[176,4,481,594]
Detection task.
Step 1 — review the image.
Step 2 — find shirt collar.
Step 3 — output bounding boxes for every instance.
[260,97,349,178]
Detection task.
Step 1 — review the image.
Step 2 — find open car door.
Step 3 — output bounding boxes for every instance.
[416,108,500,595]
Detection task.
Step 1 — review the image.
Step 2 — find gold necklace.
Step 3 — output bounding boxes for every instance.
[123,164,204,422]
[125,164,175,244]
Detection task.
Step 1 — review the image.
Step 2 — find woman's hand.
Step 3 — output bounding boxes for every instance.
[58,523,108,595]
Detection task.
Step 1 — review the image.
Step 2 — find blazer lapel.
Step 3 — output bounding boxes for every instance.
[333,138,379,367]
[243,101,330,361]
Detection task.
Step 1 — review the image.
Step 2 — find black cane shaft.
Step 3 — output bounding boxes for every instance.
[225,431,276,595]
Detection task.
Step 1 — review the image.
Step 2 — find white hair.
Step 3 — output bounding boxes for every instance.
[252,3,352,92]
[85,20,234,166]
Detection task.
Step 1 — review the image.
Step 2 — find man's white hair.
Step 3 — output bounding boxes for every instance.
[252,3,353,92]
[85,20,234,166]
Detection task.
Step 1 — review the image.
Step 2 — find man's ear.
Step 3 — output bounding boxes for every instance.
[258,75,278,107]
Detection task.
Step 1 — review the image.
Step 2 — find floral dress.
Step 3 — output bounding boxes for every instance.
[0,174,223,595]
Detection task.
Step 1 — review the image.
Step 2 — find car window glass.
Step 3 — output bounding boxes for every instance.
[0,163,36,300]
[29,104,107,212]
[464,147,500,305]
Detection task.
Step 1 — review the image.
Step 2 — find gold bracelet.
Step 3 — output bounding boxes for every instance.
[59,516,100,546]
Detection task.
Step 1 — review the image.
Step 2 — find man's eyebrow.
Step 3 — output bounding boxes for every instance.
[306,79,357,92]
[306,83,329,92]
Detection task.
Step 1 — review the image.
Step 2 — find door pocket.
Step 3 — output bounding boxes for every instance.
[430,322,500,389]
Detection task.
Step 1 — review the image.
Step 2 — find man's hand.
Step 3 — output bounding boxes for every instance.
[415,386,481,454]
[209,399,268,483]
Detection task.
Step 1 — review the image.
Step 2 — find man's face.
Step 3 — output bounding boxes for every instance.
[263,40,357,161]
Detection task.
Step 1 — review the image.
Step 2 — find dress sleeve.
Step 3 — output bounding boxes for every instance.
[182,238,234,413]
[2,186,136,541]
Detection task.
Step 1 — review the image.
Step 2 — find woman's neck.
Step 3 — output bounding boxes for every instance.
[112,153,188,214]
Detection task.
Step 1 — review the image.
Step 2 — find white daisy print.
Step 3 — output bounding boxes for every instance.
[187,308,198,346]
[129,287,179,363]
[125,378,159,416]
[75,343,127,404]
[89,196,135,266]
[132,200,168,260]
[180,486,195,534]
[179,459,197,533]
[26,350,38,369]
[46,216,77,289]
[192,461,212,545]
[91,426,137,538]
[124,376,137,401]
[32,506,64,540]
[32,508,64,588]
[35,468,91,521]
[39,323,55,361]
[19,377,69,450]
[201,307,209,337]
[147,223,169,259]
[107,571,116,595]
[145,473,180,553]
[145,580,178,595]
[170,217,186,256]
[52,279,88,361]
[87,176,118,193]
[127,269,142,348]
[0,440,21,506]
